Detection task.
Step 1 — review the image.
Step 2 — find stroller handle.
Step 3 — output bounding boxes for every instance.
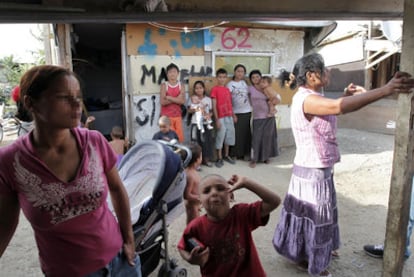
[157,140,192,168]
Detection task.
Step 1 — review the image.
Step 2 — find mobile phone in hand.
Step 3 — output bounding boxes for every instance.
[186,237,205,252]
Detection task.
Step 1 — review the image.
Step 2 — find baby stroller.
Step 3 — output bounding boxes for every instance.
[109,140,190,277]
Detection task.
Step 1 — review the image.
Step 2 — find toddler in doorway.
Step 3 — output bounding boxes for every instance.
[189,94,213,133]
[108,125,128,167]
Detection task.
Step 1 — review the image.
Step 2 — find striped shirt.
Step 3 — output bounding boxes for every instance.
[291,87,340,168]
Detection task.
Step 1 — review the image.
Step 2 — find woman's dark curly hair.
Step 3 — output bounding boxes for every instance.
[279,53,325,90]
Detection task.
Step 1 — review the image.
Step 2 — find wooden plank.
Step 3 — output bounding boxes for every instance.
[55,24,72,70]
[383,0,414,276]
[0,0,404,22]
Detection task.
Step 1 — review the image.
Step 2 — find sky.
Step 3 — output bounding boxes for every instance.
[0,24,44,63]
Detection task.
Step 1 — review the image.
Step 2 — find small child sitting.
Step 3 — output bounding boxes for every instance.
[177,174,281,277]
[189,94,213,133]
[183,142,203,224]
[260,76,281,116]
[152,115,179,142]
[108,125,129,167]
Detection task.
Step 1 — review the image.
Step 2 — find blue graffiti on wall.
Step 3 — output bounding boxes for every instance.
[203,30,215,45]
[159,28,166,36]
[137,28,215,56]
[138,29,157,55]
[169,39,181,57]
[181,31,205,49]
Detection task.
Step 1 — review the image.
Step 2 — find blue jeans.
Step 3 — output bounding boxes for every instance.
[406,177,414,258]
[85,250,141,277]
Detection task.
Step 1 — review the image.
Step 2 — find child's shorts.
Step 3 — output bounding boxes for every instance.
[215,116,235,149]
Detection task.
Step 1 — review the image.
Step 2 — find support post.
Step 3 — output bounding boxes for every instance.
[383,0,414,276]
[55,23,72,70]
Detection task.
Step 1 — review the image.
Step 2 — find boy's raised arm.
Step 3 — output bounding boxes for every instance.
[228,175,281,217]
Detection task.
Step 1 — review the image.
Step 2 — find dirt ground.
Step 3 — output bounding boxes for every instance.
[1,128,413,277]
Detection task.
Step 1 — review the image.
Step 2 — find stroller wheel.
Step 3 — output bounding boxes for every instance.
[170,267,187,277]
[157,261,187,277]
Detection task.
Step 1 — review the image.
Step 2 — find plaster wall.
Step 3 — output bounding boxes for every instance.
[125,24,304,144]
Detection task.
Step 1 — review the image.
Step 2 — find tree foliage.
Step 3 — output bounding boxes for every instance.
[0,55,31,104]
[0,25,46,105]
[0,55,30,87]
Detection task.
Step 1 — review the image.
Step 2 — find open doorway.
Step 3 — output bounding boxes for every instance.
[71,23,124,139]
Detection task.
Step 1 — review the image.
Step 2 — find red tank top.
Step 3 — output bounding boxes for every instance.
[161,81,182,117]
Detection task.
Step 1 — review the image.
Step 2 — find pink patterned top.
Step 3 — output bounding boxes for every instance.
[291,87,340,168]
[0,128,122,276]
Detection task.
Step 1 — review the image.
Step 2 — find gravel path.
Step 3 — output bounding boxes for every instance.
[1,128,412,277]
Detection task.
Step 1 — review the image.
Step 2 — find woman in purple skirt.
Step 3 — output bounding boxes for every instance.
[248,70,280,168]
[272,53,414,277]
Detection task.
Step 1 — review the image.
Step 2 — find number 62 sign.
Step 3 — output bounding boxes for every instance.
[221,27,252,50]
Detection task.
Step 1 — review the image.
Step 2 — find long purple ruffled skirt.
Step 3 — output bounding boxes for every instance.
[273,165,340,275]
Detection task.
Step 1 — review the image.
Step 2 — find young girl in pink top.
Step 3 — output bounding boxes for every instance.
[0,65,140,277]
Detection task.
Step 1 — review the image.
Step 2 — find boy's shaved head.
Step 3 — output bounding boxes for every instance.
[200,174,226,184]
[199,174,230,192]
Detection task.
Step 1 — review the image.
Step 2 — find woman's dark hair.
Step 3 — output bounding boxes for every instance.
[278,53,325,89]
[17,65,76,121]
[20,65,76,100]
[15,101,32,122]
[232,64,246,80]
[290,53,325,89]
[192,80,206,96]
[278,70,296,90]
[249,69,262,83]
[14,85,30,121]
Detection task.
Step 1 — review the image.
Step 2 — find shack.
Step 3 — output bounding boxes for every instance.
[62,21,336,146]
